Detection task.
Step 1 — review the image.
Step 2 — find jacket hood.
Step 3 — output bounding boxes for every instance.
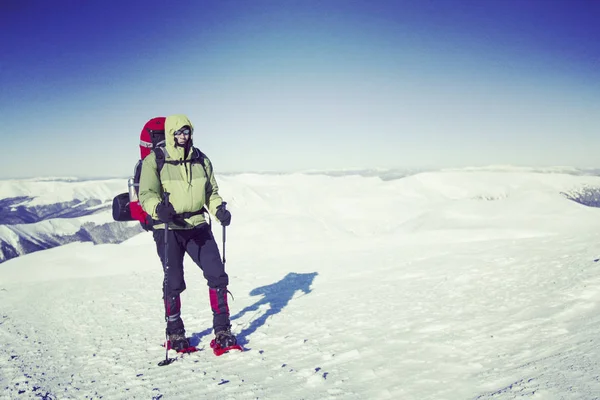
[165,114,195,159]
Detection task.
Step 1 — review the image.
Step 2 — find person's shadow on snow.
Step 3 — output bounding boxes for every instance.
[189,272,318,348]
[232,271,318,346]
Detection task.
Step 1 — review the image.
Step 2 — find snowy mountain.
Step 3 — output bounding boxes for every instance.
[0,178,142,263]
[3,168,600,399]
[2,167,600,264]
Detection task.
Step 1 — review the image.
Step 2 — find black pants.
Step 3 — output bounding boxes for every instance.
[153,223,230,334]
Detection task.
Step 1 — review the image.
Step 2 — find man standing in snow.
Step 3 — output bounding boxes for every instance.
[138,114,237,353]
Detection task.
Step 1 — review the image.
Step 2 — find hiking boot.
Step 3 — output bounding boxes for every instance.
[214,329,237,349]
[164,295,185,334]
[168,332,190,352]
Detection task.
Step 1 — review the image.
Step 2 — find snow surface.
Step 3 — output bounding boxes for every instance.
[2,169,600,399]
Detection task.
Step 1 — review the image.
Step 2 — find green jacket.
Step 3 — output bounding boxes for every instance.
[139,114,225,229]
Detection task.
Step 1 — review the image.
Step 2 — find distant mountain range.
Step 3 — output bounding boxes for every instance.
[0,178,142,263]
[1,167,600,264]
[223,165,600,180]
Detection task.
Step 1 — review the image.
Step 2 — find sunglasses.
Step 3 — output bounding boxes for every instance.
[174,127,192,136]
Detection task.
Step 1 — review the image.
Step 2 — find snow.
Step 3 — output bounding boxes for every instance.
[0,178,136,262]
[6,212,116,243]
[2,169,600,399]
[0,178,125,207]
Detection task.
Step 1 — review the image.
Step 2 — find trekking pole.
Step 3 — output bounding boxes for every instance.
[221,202,227,266]
[158,192,175,367]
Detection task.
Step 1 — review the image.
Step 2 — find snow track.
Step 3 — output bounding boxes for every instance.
[3,233,600,399]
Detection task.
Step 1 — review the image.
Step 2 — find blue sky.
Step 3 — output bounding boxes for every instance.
[1,0,599,178]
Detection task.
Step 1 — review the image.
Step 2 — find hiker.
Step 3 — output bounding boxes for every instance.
[138,114,237,353]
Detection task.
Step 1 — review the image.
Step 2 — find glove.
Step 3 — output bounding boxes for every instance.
[156,201,177,223]
[215,203,231,226]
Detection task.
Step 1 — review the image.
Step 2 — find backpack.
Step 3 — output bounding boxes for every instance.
[112,118,208,228]
[112,117,166,230]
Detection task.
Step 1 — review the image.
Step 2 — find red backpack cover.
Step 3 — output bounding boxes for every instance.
[112,117,166,230]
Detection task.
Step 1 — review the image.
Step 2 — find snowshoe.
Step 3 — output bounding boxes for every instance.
[165,333,198,354]
[210,330,243,356]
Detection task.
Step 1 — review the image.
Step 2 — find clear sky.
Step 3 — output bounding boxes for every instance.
[1,0,599,179]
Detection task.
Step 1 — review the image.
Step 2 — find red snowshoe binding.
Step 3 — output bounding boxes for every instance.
[210,330,243,356]
[165,333,197,354]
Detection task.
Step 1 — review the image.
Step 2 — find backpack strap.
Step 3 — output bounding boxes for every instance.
[154,146,167,173]
[154,146,208,175]
[191,148,209,177]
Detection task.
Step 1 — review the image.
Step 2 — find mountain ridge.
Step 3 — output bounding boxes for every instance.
[2,168,600,264]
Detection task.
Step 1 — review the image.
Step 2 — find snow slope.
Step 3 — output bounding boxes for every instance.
[2,169,600,399]
[0,178,142,263]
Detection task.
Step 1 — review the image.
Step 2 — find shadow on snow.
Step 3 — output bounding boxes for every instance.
[189,272,318,348]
